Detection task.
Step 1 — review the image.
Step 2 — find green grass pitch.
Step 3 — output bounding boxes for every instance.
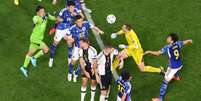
[0,0,201,101]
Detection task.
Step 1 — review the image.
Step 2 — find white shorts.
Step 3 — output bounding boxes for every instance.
[72,46,79,61]
[54,28,70,42]
[165,66,182,82]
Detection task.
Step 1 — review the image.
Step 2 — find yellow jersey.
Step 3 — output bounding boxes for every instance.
[117,29,142,50]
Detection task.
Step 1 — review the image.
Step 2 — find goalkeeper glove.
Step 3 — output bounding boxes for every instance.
[111,33,117,39]
[119,44,128,49]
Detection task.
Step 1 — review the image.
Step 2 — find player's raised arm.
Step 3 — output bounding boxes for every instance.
[144,50,163,56]
[183,39,193,45]
[92,25,104,35]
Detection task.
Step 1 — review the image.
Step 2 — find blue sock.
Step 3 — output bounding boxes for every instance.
[68,62,73,74]
[75,64,81,75]
[50,43,57,58]
[68,45,73,59]
[159,80,168,100]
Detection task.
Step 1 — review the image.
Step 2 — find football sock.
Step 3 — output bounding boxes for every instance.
[105,90,110,101]
[144,66,161,73]
[68,62,73,74]
[112,57,120,71]
[50,43,57,58]
[159,80,168,100]
[34,50,44,59]
[99,94,106,101]
[81,86,87,101]
[90,86,96,101]
[68,44,73,59]
[75,64,81,75]
[23,55,31,68]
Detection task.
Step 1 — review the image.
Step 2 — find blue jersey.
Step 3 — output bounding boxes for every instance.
[161,41,184,69]
[70,21,94,47]
[56,8,79,30]
[116,77,132,101]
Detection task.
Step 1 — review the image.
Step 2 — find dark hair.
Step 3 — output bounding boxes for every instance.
[75,15,83,21]
[104,43,113,49]
[36,5,44,12]
[121,69,131,81]
[80,38,89,44]
[167,32,179,43]
[67,1,75,7]
[124,24,132,31]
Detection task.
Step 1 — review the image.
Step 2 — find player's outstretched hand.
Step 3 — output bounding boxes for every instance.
[119,44,127,49]
[111,33,117,39]
[98,30,104,35]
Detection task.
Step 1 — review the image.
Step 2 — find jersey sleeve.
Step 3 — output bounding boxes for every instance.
[33,16,42,24]
[177,41,184,48]
[86,21,94,29]
[48,14,56,21]
[58,8,66,17]
[161,45,169,54]
[117,30,124,35]
[113,49,119,55]
[92,48,98,59]
[124,84,131,95]
[79,49,83,58]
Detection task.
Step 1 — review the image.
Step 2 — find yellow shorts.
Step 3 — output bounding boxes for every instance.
[125,47,144,65]
[29,41,45,50]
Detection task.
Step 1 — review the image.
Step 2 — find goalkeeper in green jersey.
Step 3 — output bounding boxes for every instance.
[19,5,56,77]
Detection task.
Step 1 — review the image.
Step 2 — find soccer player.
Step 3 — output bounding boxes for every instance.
[79,38,97,101]
[66,0,92,13]
[19,5,56,77]
[67,15,104,82]
[14,0,42,5]
[144,33,193,101]
[48,1,83,68]
[116,70,132,101]
[96,45,118,101]
[111,24,164,73]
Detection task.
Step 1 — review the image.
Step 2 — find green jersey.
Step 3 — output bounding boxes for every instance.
[30,14,56,43]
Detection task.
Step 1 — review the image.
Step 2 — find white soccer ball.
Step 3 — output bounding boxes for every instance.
[106,14,116,24]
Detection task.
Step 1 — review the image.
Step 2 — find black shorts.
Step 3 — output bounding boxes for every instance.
[81,67,96,80]
[100,72,113,90]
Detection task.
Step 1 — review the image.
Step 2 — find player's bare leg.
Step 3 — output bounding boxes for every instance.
[105,86,111,101]
[81,77,88,101]
[80,0,92,13]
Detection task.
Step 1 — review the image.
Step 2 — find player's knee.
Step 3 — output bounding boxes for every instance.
[43,47,49,54]
[164,76,171,82]
[53,40,59,45]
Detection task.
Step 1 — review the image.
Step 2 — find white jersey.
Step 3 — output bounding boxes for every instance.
[79,46,97,67]
[97,49,118,75]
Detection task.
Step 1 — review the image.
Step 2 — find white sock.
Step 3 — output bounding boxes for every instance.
[81,86,87,101]
[99,94,106,101]
[105,90,110,101]
[90,86,96,101]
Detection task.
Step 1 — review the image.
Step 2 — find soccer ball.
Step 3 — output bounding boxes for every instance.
[106,14,116,24]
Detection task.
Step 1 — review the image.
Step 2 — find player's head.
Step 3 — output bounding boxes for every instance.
[36,5,45,17]
[121,69,132,81]
[67,1,75,13]
[122,24,132,32]
[104,44,114,55]
[167,33,179,44]
[80,38,89,48]
[75,15,84,27]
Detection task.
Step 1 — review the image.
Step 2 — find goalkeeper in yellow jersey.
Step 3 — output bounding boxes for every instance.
[111,24,164,74]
